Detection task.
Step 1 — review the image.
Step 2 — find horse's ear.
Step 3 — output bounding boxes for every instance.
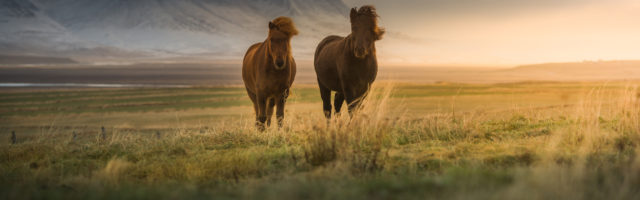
[269,21,275,30]
[350,7,357,20]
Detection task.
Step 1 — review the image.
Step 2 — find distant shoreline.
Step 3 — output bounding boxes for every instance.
[0,54,77,65]
[1,61,640,87]
[0,83,189,88]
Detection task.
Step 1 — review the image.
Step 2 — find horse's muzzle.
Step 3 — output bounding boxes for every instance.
[354,48,368,59]
[274,60,286,70]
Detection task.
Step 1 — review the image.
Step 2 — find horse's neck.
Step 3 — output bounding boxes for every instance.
[344,35,355,56]
[345,34,354,50]
[261,39,271,58]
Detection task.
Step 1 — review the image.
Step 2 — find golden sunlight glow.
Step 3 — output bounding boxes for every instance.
[345,0,640,66]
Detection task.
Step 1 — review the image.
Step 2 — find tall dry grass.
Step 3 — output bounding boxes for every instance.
[2,82,640,199]
[301,82,398,171]
[502,84,640,200]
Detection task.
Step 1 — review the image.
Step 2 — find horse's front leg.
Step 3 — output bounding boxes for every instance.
[256,93,268,131]
[334,92,345,115]
[341,85,359,116]
[344,87,369,117]
[276,90,288,128]
[275,98,286,128]
[266,98,275,127]
[319,82,333,119]
[345,96,360,116]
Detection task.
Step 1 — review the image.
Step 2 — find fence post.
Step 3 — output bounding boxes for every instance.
[72,131,77,141]
[156,131,161,139]
[11,131,16,144]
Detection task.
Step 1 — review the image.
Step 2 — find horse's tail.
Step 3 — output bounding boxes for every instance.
[314,35,343,62]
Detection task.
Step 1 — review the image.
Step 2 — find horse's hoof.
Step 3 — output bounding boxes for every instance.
[255,123,266,132]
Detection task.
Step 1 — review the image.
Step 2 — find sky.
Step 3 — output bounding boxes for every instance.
[342,0,640,66]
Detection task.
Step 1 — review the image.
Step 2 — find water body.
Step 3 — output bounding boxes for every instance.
[0,83,188,88]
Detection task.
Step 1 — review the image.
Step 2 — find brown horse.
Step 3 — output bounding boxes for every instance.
[242,16,298,131]
[314,6,385,118]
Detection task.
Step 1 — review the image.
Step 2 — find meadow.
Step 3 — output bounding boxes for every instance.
[1,81,640,199]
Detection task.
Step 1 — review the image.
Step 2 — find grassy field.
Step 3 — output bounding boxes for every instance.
[1,81,640,199]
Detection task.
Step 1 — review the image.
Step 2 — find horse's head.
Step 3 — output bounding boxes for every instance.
[349,6,385,59]
[267,17,298,70]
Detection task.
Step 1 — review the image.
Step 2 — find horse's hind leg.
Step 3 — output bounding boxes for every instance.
[246,88,258,114]
[319,82,332,119]
[334,92,345,115]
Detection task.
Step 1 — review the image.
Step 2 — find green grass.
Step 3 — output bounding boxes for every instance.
[1,82,640,199]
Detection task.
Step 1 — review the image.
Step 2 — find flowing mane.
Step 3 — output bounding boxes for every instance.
[270,17,299,38]
[353,5,385,40]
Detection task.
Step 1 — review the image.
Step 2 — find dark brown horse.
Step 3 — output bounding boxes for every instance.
[242,16,298,131]
[314,6,385,118]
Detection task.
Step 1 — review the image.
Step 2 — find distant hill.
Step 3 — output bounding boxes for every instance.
[0,0,350,59]
[0,54,76,64]
[503,60,640,81]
